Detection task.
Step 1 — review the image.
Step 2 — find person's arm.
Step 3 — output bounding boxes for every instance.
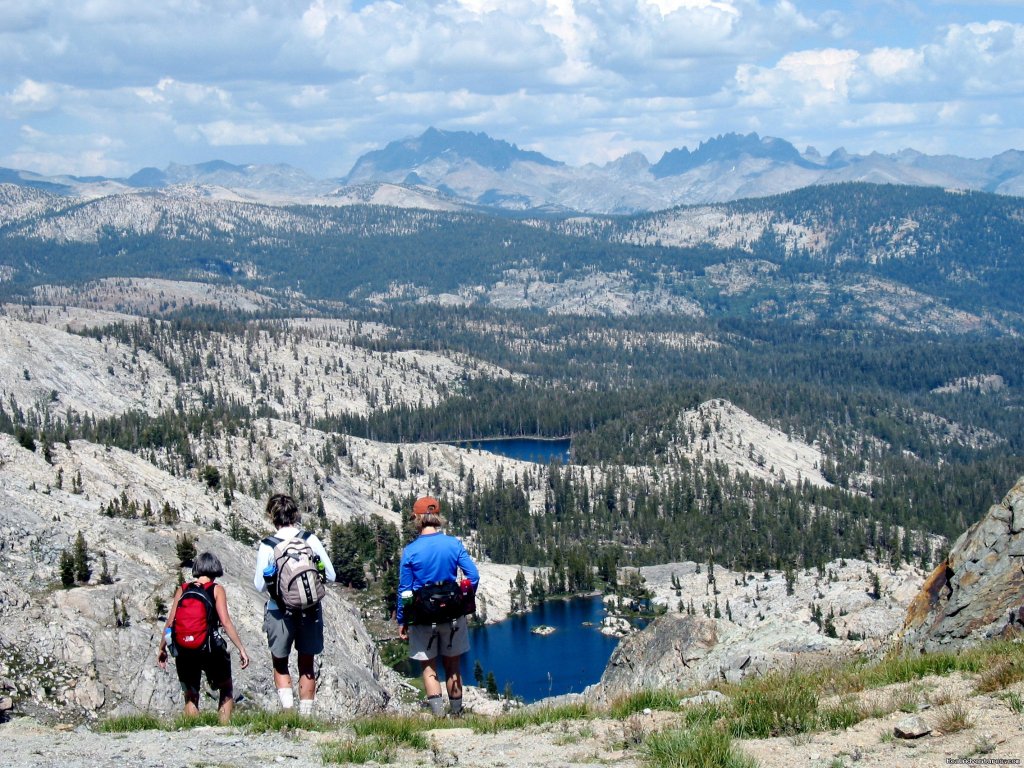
[156,585,183,669]
[213,584,250,670]
[253,542,271,593]
[396,550,413,626]
[457,542,480,589]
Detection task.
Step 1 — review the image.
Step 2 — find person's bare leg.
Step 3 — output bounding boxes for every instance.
[272,655,294,709]
[218,684,234,725]
[419,658,445,716]
[297,653,317,715]
[297,653,316,699]
[183,689,200,718]
[442,654,464,715]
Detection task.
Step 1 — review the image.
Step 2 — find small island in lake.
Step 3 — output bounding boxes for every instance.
[532,625,556,635]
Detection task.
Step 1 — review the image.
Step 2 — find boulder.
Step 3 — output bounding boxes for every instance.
[894,715,931,739]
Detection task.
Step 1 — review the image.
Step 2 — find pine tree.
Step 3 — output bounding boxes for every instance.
[330,522,368,589]
[59,549,75,588]
[176,533,197,567]
[98,551,114,585]
[73,531,91,583]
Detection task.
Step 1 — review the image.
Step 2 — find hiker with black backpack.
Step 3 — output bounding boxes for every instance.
[157,551,251,724]
[253,493,335,716]
[398,496,479,717]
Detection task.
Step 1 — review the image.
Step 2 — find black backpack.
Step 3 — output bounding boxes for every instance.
[408,580,476,626]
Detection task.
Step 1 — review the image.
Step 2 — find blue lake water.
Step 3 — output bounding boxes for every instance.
[454,437,571,465]
[461,595,619,702]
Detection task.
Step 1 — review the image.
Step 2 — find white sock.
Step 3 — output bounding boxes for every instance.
[298,699,314,716]
[277,688,294,709]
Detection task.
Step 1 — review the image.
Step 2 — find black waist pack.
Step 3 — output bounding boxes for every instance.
[409,580,476,625]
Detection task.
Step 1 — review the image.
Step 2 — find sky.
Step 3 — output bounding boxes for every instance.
[2,0,1023,179]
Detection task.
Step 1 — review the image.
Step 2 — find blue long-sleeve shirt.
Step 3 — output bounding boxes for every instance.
[396,531,479,625]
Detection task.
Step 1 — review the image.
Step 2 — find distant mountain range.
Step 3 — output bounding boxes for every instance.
[1,128,1022,214]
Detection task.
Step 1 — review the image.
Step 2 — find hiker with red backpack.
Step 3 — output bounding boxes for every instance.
[253,493,335,716]
[398,496,479,718]
[157,551,250,724]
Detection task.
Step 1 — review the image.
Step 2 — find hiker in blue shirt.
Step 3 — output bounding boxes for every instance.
[398,496,479,717]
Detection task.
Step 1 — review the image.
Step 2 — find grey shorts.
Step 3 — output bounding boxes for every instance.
[407,616,470,661]
[263,603,324,658]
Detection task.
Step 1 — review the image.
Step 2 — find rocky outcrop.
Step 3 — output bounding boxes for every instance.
[594,614,719,700]
[590,559,923,702]
[593,613,846,702]
[901,476,1024,652]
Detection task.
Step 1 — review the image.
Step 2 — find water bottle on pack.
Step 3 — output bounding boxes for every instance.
[163,626,177,657]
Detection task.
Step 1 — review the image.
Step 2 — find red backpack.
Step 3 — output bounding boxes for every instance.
[172,581,219,651]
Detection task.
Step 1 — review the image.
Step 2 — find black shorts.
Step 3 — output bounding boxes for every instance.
[174,642,232,694]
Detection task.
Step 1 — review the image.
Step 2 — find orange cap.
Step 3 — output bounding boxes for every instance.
[412,496,440,516]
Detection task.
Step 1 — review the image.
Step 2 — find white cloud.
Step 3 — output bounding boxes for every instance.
[197,120,305,147]
[3,124,128,176]
[288,85,330,109]
[5,78,58,114]
[735,48,859,109]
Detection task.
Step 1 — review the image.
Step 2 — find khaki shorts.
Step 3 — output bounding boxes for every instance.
[407,616,470,661]
[263,603,324,658]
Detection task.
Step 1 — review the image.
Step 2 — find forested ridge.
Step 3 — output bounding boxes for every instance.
[1,183,1023,328]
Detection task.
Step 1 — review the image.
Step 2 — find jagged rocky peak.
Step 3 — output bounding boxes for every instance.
[901,475,1024,652]
[651,132,817,178]
[345,126,562,182]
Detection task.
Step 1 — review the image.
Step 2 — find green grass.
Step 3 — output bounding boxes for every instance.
[818,699,865,732]
[88,639,1024,768]
[682,702,730,729]
[827,643,1009,693]
[609,688,682,719]
[936,700,974,734]
[96,708,337,734]
[727,671,819,738]
[321,736,397,765]
[170,711,221,729]
[95,713,164,732]
[236,709,334,732]
[1005,691,1024,714]
[470,702,592,734]
[975,658,1024,693]
[643,724,757,768]
[352,714,430,749]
